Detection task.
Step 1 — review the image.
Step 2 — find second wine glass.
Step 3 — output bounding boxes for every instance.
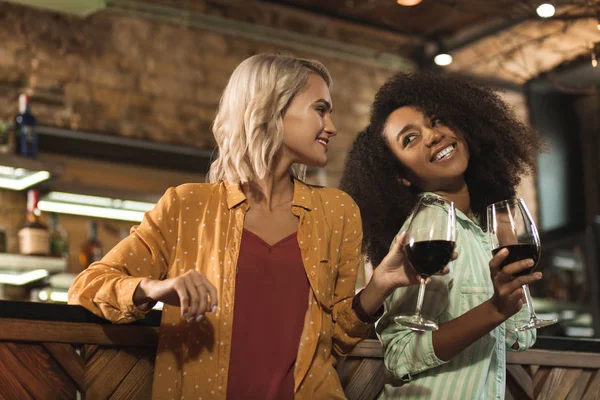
[487,198,557,331]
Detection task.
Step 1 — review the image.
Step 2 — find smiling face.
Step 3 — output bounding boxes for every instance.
[280,74,337,168]
[382,106,469,192]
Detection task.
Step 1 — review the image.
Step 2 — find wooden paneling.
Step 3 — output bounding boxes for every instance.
[336,340,600,400]
[0,342,77,400]
[85,347,154,400]
[0,317,157,399]
[0,341,155,400]
[3,318,600,400]
[42,343,85,391]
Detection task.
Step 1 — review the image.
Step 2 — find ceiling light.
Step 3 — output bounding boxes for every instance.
[37,191,155,222]
[0,165,50,190]
[536,3,555,18]
[434,53,453,66]
[396,0,422,5]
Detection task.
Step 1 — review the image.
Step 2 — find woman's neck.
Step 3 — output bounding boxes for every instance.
[243,168,295,212]
[432,182,472,217]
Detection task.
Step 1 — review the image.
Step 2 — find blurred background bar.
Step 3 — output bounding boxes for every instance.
[0,1,599,397]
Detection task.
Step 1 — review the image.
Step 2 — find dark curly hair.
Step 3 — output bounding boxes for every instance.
[340,72,543,266]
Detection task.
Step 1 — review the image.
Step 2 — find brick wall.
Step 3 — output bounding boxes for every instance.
[0,1,538,271]
[0,2,402,182]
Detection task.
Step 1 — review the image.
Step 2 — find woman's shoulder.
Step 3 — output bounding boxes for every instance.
[304,185,361,227]
[153,182,226,213]
[169,182,226,199]
[304,183,358,208]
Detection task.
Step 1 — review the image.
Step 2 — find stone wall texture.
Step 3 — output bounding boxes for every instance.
[0,1,538,271]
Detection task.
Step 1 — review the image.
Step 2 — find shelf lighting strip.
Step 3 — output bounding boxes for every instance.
[38,191,155,222]
[0,165,51,190]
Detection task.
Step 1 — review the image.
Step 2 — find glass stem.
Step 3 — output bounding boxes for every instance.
[522,284,537,319]
[414,278,427,317]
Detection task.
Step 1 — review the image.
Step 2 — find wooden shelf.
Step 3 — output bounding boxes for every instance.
[0,253,66,273]
[37,125,214,174]
[0,153,63,176]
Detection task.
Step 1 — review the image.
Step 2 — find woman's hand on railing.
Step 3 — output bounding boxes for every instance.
[134,270,218,322]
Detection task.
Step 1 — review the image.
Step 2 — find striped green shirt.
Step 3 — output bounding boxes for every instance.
[375,195,536,399]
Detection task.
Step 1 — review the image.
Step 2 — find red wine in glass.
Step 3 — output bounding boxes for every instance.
[491,244,539,277]
[405,240,455,277]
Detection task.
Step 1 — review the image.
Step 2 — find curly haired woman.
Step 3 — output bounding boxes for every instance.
[340,72,545,399]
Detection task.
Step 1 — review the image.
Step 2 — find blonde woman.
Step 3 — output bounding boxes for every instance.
[68,53,429,400]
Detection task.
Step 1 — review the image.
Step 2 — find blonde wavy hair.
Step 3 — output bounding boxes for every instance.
[207,53,332,183]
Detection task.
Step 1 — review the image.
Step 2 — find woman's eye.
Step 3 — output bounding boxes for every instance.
[432,118,443,127]
[316,107,325,116]
[402,134,417,147]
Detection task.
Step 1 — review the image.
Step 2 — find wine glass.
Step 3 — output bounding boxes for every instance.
[395,196,456,331]
[487,198,557,331]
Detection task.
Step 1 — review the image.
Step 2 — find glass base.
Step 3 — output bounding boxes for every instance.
[516,317,558,332]
[394,314,438,332]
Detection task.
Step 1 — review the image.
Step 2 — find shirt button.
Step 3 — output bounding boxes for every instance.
[310,271,316,277]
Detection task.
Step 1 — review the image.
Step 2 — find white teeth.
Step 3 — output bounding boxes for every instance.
[434,145,455,161]
[316,139,327,146]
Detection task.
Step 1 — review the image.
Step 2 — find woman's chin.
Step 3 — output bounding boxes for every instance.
[301,156,327,169]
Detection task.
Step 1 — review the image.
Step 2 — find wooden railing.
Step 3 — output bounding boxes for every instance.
[2,301,600,399]
[339,340,600,400]
[0,317,158,399]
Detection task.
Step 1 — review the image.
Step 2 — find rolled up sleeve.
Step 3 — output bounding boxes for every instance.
[505,305,537,351]
[376,266,451,382]
[68,187,179,323]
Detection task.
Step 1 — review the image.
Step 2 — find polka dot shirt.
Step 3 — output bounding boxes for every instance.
[68,179,371,399]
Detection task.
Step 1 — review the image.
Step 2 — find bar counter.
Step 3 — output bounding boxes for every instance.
[1,300,600,399]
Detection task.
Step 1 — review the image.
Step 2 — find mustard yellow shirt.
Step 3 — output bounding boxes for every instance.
[68,179,371,399]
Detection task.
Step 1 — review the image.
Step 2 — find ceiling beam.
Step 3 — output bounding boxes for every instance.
[444,16,529,52]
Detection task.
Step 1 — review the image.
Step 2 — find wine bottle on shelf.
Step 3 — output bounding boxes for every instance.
[14,93,38,157]
[18,189,50,256]
[48,213,69,259]
[79,221,103,268]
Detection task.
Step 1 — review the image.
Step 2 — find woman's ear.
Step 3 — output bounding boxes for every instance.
[401,178,412,187]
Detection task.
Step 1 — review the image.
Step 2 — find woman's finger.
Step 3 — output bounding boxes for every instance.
[196,284,208,317]
[392,232,407,253]
[507,287,525,308]
[174,281,191,319]
[503,258,535,277]
[183,278,200,321]
[432,266,450,276]
[204,279,219,313]
[489,248,509,279]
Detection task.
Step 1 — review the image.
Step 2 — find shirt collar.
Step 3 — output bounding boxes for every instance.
[291,178,314,211]
[224,180,246,209]
[420,191,477,225]
[224,177,314,211]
